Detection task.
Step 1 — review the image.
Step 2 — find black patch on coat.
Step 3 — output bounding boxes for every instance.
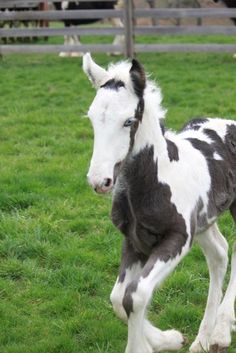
[187,127,236,222]
[112,145,189,317]
[181,117,209,132]
[112,146,188,261]
[187,138,214,159]
[100,79,125,91]
[166,139,179,161]
[118,239,146,283]
[203,128,224,149]
[122,280,139,316]
[225,124,236,155]
[191,197,214,236]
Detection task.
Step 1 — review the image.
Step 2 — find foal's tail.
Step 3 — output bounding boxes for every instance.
[230,200,236,224]
[229,241,236,317]
[228,202,236,331]
[233,242,236,332]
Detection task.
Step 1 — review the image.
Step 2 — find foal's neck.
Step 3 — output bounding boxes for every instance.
[133,109,168,160]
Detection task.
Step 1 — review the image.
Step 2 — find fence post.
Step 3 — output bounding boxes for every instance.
[124,0,134,58]
[194,0,202,26]
[176,0,181,26]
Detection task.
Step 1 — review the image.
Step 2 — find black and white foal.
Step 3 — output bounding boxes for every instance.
[83,53,236,353]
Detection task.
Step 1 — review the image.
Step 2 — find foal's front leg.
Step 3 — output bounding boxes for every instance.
[110,239,145,323]
[122,234,190,353]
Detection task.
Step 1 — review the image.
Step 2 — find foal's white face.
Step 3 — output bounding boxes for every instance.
[87,88,138,193]
[83,54,141,193]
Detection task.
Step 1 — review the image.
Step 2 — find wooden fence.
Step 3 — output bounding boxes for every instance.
[1,0,236,57]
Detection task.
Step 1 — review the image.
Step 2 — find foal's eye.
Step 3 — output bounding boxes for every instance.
[123,118,135,127]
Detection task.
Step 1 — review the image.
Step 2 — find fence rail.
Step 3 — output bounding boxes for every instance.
[2,25,236,39]
[1,0,236,56]
[2,8,236,21]
[2,42,236,54]
[0,43,122,53]
[0,9,123,21]
[0,27,124,38]
[0,0,116,5]
[0,0,117,7]
[134,8,236,18]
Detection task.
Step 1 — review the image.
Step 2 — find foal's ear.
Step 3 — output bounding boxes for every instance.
[83,53,108,89]
[129,59,146,98]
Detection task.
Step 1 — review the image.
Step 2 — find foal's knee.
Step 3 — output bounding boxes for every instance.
[200,226,229,275]
[216,241,228,273]
[110,285,127,322]
[123,280,150,317]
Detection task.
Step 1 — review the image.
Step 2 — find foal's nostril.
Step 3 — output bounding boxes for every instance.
[104,178,112,188]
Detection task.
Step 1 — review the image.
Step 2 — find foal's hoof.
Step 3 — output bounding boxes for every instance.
[182,335,189,346]
[162,330,188,351]
[189,340,208,353]
[209,344,228,353]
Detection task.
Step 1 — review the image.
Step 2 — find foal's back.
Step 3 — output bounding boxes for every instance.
[163,117,236,235]
[183,117,236,218]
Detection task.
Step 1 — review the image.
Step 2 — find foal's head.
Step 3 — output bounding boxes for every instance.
[83,53,146,193]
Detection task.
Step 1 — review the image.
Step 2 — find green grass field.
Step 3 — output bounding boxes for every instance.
[0,38,236,353]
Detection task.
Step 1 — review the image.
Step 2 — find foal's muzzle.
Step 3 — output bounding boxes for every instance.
[94,178,113,194]
[87,175,113,194]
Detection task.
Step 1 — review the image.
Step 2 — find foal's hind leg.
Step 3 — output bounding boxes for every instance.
[209,243,236,353]
[209,203,236,353]
[190,224,228,353]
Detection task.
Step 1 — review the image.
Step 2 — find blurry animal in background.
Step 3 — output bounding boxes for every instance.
[53,1,124,57]
[213,0,236,57]
[0,2,47,44]
[213,0,236,24]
